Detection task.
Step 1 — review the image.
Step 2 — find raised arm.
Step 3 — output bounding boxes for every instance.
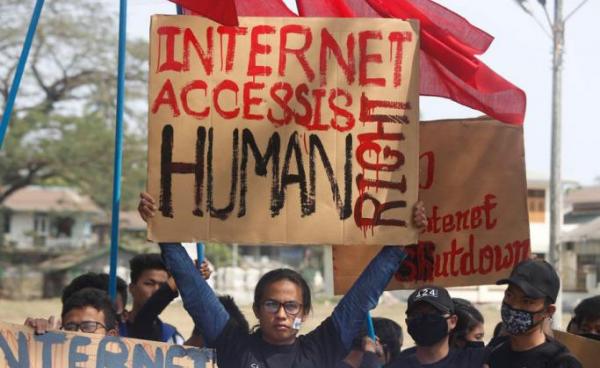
[159,243,229,344]
[332,246,407,350]
[127,281,177,340]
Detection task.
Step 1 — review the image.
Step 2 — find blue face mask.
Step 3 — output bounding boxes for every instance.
[501,302,546,335]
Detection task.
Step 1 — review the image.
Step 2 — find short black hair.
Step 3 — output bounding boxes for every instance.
[62,272,128,306]
[351,318,403,361]
[373,318,403,361]
[450,298,484,348]
[61,288,118,331]
[253,268,312,314]
[573,295,600,325]
[129,253,167,284]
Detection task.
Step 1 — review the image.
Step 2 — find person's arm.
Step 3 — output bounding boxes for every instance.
[336,351,362,368]
[331,246,407,350]
[337,337,382,368]
[159,243,229,344]
[128,281,178,340]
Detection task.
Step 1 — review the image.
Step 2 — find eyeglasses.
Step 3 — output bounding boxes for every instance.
[62,321,107,333]
[262,300,303,316]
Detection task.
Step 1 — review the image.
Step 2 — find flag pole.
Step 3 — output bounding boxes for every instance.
[108,0,128,301]
[0,0,45,149]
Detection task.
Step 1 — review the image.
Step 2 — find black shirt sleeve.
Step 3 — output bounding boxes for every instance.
[551,355,583,368]
[210,317,251,367]
[360,351,381,368]
[298,317,349,368]
[128,282,178,341]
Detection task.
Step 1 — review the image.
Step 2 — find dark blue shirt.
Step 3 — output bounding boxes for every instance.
[388,347,486,368]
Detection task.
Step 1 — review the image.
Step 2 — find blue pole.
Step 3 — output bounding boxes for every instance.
[196,243,205,268]
[366,312,376,340]
[0,0,45,149]
[176,4,183,15]
[108,0,128,302]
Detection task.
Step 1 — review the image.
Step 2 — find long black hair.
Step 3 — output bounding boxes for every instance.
[450,298,484,348]
[253,268,312,314]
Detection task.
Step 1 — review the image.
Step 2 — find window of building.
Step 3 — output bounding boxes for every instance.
[34,213,48,234]
[2,212,10,234]
[51,217,74,237]
[527,189,546,223]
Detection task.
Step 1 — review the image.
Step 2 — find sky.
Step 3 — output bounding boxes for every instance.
[122,0,600,185]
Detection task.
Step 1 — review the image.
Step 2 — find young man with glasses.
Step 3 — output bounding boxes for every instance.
[25,288,118,336]
[388,286,486,368]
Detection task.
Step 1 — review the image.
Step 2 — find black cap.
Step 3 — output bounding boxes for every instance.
[497,259,560,303]
[407,286,454,315]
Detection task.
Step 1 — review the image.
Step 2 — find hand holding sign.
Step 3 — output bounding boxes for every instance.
[146,16,420,246]
[333,118,530,293]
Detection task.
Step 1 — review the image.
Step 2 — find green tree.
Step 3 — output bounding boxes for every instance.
[0,0,148,211]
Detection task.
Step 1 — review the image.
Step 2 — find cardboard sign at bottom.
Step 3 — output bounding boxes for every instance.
[0,321,216,368]
[333,118,530,294]
[553,330,600,368]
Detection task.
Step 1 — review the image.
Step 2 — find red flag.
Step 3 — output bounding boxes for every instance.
[176,0,296,21]
[296,0,354,17]
[170,0,239,26]
[234,0,296,16]
[297,0,526,124]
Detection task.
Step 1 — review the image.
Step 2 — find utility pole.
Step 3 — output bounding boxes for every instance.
[514,0,589,327]
[549,0,564,327]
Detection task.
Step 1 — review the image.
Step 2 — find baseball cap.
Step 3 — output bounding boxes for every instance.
[497,259,560,303]
[407,285,454,315]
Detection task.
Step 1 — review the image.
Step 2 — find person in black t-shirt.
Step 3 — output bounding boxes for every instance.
[485,259,582,368]
[388,286,486,368]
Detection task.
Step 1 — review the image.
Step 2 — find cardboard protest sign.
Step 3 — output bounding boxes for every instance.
[333,118,530,293]
[147,15,420,245]
[0,321,216,367]
[554,330,600,368]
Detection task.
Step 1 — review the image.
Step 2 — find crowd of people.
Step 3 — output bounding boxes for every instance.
[20,193,599,368]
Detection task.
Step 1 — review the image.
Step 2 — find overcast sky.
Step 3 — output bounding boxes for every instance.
[122,0,600,185]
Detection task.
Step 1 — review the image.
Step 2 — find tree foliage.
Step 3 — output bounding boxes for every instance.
[0,0,148,210]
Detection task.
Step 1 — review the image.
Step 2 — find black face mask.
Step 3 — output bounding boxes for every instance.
[580,333,600,341]
[464,340,485,349]
[407,313,449,347]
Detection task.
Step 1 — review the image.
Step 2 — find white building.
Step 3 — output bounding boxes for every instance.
[1,186,101,249]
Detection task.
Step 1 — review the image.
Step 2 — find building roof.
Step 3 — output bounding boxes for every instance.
[565,186,600,205]
[2,186,102,214]
[562,216,600,242]
[38,242,156,272]
[119,211,146,230]
[94,211,146,231]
